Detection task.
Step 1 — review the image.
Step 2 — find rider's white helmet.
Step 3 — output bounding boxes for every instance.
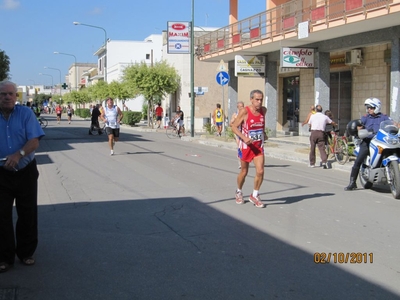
[364,97,381,114]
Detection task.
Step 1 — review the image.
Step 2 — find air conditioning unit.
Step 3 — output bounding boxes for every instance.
[345,49,362,65]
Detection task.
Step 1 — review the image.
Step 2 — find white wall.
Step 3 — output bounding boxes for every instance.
[106,34,163,83]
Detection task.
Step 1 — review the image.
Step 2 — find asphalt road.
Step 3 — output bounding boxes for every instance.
[1,115,399,300]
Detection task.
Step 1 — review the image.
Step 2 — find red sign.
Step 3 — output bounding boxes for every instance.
[172,23,186,30]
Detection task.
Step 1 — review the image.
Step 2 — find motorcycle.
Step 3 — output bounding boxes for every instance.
[354,120,400,199]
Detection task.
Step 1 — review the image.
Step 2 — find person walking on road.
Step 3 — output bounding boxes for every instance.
[307,105,336,168]
[212,103,224,136]
[101,97,123,156]
[231,90,267,208]
[155,103,163,129]
[89,104,102,135]
[0,80,45,273]
[230,101,244,169]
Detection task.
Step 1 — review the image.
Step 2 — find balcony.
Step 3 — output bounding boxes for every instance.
[195,0,400,62]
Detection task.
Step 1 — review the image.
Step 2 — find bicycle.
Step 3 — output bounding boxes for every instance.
[166,121,181,138]
[89,121,106,135]
[325,129,349,165]
[37,116,48,129]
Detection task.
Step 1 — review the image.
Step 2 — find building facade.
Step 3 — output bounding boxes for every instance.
[195,0,400,136]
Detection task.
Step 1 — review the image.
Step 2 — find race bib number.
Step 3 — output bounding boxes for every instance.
[249,129,263,141]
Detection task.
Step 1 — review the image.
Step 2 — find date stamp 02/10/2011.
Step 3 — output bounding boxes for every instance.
[314,252,374,264]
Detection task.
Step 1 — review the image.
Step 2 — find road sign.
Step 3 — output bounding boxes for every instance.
[216,71,230,86]
[62,83,68,89]
[216,59,228,72]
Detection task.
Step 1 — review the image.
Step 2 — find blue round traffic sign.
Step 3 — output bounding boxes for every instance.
[216,71,230,86]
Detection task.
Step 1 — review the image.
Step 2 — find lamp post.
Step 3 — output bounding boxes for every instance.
[73,21,107,82]
[39,73,54,88]
[28,79,35,87]
[54,51,78,91]
[190,0,195,137]
[44,66,62,98]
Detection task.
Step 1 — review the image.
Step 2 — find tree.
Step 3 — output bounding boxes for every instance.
[123,60,180,127]
[0,49,10,81]
[63,90,90,108]
[108,81,130,110]
[88,81,109,103]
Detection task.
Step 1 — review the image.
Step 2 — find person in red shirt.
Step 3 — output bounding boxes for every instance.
[55,104,63,124]
[155,103,163,129]
[231,90,268,208]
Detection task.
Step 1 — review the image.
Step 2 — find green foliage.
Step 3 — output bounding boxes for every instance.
[62,90,90,106]
[33,93,51,105]
[74,108,91,118]
[108,81,130,100]
[0,49,10,81]
[203,123,216,135]
[123,60,180,101]
[225,127,235,139]
[122,111,142,126]
[87,81,109,101]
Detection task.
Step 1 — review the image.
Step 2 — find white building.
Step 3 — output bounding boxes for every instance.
[90,34,163,112]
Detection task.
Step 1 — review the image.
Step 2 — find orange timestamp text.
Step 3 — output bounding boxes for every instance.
[314,252,373,264]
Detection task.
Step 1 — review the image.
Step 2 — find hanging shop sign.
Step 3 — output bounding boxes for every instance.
[281,47,315,68]
[235,55,265,77]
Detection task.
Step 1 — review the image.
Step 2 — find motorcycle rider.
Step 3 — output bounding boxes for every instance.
[344,98,391,191]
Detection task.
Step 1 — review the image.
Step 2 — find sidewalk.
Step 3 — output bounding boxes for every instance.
[126,123,353,173]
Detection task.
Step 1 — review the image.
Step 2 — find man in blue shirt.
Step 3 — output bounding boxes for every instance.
[344,97,390,191]
[0,80,45,273]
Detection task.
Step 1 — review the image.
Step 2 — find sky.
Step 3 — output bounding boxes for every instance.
[0,0,266,87]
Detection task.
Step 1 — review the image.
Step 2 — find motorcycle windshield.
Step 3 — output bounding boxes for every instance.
[379,120,399,135]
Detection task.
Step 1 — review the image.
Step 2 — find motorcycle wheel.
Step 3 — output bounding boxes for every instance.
[359,165,373,189]
[388,163,400,199]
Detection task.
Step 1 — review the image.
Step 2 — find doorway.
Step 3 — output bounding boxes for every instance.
[330,71,352,135]
[283,76,300,132]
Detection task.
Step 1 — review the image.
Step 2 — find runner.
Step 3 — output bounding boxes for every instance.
[101,98,123,156]
[231,90,268,208]
[55,104,62,124]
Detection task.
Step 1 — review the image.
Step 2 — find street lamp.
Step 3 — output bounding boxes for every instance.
[39,73,54,87]
[28,79,35,86]
[54,51,78,91]
[44,66,62,98]
[190,0,195,137]
[73,21,107,82]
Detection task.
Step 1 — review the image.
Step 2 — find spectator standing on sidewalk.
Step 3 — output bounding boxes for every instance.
[231,90,267,209]
[0,80,45,273]
[230,101,245,169]
[307,105,336,168]
[176,106,185,136]
[212,103,224,136]
[155,103,163,129]
[302,105,316,130]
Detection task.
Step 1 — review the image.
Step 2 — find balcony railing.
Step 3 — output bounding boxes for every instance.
[195,0,398,58]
